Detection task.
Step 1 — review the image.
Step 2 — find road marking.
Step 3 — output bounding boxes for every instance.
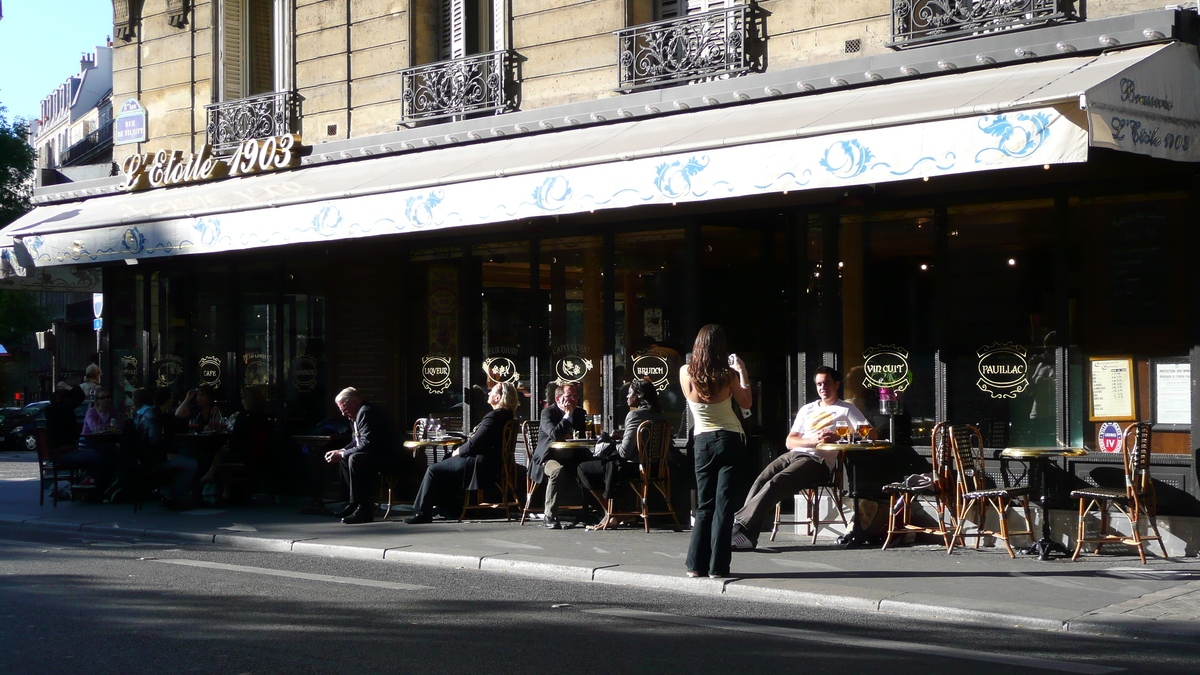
[151,558,433,591]
[585,609,1124,674]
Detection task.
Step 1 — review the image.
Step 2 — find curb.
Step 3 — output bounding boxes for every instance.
[6,513,1200,644]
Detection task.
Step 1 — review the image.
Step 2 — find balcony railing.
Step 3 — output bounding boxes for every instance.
[615,4,766,94]
[890,0,1078,49]
[399,50,520,125]
[59,120,114,167]
[204,90,301,154]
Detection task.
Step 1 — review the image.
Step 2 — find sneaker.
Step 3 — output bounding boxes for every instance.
[731,528,756,551]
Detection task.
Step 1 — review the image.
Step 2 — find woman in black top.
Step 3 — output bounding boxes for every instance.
[577,378,667,526]
[405,382,519,523]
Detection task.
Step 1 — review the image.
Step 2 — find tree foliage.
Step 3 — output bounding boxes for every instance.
[0,289,48,345]
[0,103,35,228]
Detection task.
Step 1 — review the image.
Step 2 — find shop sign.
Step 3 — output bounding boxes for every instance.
[975,343,1029,399]
[120,355,139,388]
[631,352,671,392]
[243,352,270,386]
[421,355,453,394]
[483,356,520,384]
[554,355,593,385]
[197,355,222,389]
[862,345,911,391]
[290,355,318,393]
[119,134,305,191]
[114,98,146,145]
[1097,421,1124,453]
[155,354,183,388]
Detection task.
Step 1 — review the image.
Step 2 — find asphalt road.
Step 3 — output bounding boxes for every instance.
[0,525,1197,674]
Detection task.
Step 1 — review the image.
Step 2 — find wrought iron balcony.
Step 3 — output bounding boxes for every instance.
[59,120,113,167]
[399,50,520,125]
[890,0,1078,49]
[204,90,301,154]
[615,4,766,94]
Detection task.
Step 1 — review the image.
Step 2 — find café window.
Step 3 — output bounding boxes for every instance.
[475,241,535,424]
[541,236,604,421]
[147,270,189,397]
[192,266,234,403]
[280,258,327,426]
[405,248,465,430]
[944,199,1058,448]
[614,229,688,435]
[240,263,279,400]
[850,210,937,445]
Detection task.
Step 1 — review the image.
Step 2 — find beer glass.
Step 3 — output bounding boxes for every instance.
[857,422,872,442]
[835,420,850,443]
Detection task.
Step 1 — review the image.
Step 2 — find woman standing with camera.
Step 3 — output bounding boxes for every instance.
[681,324,751,579]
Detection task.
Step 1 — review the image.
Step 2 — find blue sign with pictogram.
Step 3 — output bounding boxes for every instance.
[1097,421,1123,453]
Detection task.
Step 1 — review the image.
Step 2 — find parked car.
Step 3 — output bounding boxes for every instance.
[0,401,50,452]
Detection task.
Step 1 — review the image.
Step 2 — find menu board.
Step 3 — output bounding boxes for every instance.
[1153,360,1191,427]
[1089,356,1135,421]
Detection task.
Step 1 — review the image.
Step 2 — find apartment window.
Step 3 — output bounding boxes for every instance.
[657,0,735,20]
[426,0,505,62]
[218,0,291,100]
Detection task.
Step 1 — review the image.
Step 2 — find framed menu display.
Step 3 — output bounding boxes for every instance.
[1089,356,1136,421]
[1150,357,1191,430]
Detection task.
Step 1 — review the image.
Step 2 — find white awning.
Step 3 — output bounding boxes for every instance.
[4,42,1198,269]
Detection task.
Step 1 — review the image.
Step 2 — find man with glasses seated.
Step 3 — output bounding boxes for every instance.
[530,382,588,529]
[730,366,874,550]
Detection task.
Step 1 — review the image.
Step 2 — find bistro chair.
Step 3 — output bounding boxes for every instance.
[601,421,680,532]
[947,424,1034,557]
[881,422,957,550]
[519,421,541,525]
[1070,422,1169,564]
[459,419,521,521]
[35,428,87,507]
[770,452,848,544]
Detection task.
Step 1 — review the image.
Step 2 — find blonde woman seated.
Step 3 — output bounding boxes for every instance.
[405,382,518,524]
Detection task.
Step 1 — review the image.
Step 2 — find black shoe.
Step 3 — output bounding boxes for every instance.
[543,516,561,530]
[333,503,356,518]
[404,512,432,524]
[342,506,375,524]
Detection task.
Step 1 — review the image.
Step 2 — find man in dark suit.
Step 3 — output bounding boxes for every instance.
[324,387,401,524]
[530,382,587,529]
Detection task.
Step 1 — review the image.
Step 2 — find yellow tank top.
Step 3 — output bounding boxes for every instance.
[688,397,744,434]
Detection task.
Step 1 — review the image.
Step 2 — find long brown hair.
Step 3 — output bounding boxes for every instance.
[687,324,732,400]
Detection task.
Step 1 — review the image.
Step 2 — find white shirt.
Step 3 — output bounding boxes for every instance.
[788,399,869,468]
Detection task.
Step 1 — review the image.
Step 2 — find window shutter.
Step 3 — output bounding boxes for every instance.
[657,0,681,20]
[221,0,244,101]
[439,0,466,60]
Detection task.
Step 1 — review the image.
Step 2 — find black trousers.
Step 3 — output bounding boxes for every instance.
[411,455,474,517]
[686,430,743,577]
[577,458,640,499]
[341,450,409,506]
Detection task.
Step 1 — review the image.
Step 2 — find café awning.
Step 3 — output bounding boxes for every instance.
[5,41,1198,269]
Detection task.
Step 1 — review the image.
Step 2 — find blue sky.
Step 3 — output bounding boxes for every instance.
[0,1,114,121]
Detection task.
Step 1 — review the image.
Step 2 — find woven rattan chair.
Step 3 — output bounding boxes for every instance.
[519,420,541,525]
[947,424,1034,557]
[1070,422,1168,564]
[881,422,956,550]
[459,419,520,521]
[601,420,680,532]
[770,452,847,544]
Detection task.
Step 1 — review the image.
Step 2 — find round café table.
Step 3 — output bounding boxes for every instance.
[816,441,895,548]
[1000,446,1087,561]
[547,438,597,463]
[404,437,466,462]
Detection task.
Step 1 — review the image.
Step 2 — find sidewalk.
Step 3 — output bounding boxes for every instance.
[3,455,1200,644]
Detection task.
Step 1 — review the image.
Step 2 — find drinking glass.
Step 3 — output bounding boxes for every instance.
[857,422,872,442]
[835,420,850,444]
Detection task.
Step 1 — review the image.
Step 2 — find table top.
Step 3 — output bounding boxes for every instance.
[1001,446,1087,458]
[290,434,347,443]
[549,438,597,449]
[816,441,894,452]
[403,437,466,449]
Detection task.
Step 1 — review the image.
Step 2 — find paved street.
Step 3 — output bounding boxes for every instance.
[1,526,1197,674]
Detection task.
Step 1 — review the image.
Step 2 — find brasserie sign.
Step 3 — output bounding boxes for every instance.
[975,342,1029,399]
[862,345,911,391]
[421,355,453,394]
[631,352,671,392]
[120,134,305,191]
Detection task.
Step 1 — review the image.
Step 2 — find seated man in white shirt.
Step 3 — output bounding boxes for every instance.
[731,366,874,550]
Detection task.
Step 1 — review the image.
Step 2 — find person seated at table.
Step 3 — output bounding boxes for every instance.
[137,386,198,510]
[729,366,875,551]
[529,382,588,530]
[83,388,123,434]
[80,364,103,406]
[404,382,518,524]
[45,382,85,453]
[202,386,271,502]
[175,384,223,431]
[577,378,666,527]
[324,387,404,524]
